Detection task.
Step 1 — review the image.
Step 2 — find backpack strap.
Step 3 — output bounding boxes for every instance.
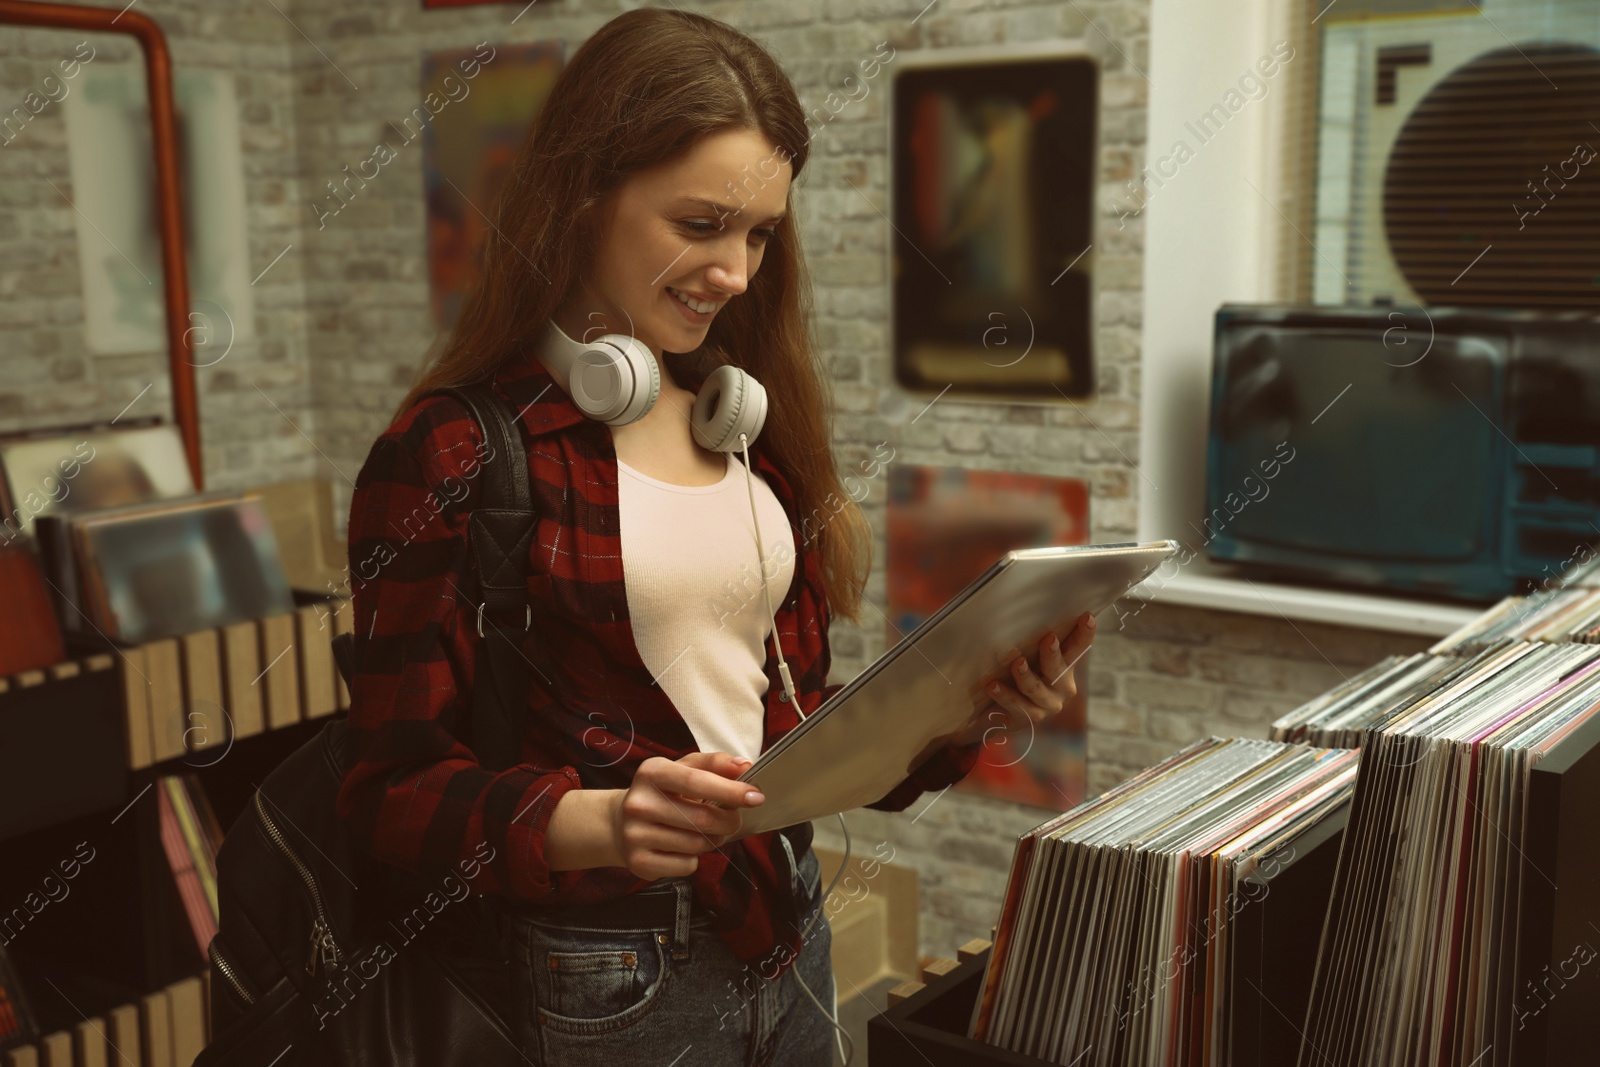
[434,384,536,628]
[430,383,536,773]
[332,383,536,774]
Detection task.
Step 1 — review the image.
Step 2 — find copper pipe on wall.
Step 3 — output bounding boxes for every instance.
[0,0,203,489]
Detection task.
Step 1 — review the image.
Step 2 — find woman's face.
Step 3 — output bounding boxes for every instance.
[557,127,793,363]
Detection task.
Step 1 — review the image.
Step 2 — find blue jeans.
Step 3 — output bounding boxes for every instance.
[506,843,837,1067]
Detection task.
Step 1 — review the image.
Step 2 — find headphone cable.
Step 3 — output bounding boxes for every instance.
[738,432,856,1064]
[739,432,797,707]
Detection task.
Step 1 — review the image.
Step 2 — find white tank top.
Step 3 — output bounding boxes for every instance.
[616,451,797,760]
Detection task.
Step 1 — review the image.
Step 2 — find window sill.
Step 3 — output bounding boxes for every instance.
[1123,562,1487,638]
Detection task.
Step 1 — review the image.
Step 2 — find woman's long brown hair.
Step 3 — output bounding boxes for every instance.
[394,8,871,622]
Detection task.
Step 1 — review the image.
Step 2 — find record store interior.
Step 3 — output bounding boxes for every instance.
[1,0,1597,1064]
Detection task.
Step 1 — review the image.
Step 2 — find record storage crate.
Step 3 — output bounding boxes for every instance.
[868,806,1348,1067]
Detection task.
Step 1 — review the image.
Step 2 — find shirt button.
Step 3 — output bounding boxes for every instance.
[778,690,790,703]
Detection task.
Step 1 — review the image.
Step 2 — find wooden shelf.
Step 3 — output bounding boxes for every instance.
[0,595,353,846]
[0,654,125,844]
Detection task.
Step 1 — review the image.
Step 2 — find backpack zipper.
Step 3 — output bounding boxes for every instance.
[208,938,257,1006]
[252,790,344,977]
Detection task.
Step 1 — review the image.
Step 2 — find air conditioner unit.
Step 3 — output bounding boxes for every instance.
[1311,0,1600,310]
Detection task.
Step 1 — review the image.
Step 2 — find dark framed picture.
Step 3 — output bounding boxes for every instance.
[890,46,1098,400]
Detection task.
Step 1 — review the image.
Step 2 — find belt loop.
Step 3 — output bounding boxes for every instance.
[670,878,692,959]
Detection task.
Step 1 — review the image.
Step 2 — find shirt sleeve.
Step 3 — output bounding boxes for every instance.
[336,396,583,901]
[865,737,983,813]
[812,682,983,814]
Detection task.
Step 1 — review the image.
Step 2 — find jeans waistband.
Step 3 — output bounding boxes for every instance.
[507,838,819,957]
[507,877,708,958]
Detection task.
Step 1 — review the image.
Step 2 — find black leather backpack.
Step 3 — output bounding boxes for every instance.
[197,385,539,1065]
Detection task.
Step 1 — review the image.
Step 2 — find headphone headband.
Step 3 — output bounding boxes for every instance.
[534,316,767,451]
[536,318,658,426]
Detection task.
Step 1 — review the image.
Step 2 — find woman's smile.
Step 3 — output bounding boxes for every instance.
[667,285,722,322]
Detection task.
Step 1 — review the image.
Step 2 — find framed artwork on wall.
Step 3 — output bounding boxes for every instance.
[886,463,1091,811]
[421,40,564,332]
[889,44,1099,401]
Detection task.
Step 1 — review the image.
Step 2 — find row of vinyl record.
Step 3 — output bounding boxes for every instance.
[969,737,1359,1065]
[1270,561,1600,748]
[0,418,349,682]
[115,600,353,771]
[1428,585,1600,653]
[971,578,1599,1064]
[155,777,225,966]
[0,597,352,775]
[1422,551,1600,654]
[0,773,220,1061]
[1277,638,1600,1066]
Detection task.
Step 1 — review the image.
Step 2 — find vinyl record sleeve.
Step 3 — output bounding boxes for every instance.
[731,540,1179,838]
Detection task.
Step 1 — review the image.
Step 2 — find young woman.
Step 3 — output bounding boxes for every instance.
[338,9,1094,1065]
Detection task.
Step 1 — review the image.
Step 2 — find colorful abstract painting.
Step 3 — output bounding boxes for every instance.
[421,40,564,332]
[887,463,1091,811]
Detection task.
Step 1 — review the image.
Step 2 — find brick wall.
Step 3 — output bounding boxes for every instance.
[0,2,321,492]
[0,0,1435,963]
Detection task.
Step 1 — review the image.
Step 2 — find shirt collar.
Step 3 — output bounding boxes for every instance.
[492,346,591,440]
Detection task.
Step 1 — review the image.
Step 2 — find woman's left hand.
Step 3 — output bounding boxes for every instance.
[955,611,1096,745]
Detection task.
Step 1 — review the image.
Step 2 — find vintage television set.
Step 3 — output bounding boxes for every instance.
[1203,303,1600,604]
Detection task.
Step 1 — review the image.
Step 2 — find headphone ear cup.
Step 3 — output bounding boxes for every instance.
[692,365,768,452]
[568,334,659,426]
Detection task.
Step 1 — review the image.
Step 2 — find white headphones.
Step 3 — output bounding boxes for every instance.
[535,317,769,452]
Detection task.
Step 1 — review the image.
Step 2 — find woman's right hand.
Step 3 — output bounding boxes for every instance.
[608,751,765,880]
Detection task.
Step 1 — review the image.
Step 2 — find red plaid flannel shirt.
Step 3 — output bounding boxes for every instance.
[336,350,981,972]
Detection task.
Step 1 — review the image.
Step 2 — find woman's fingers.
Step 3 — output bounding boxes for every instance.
[1040,613,1093,689]
[681,749,756,782]
[985,676,1046,724]
[1065,611,1096,660]
[631,849,702,880]
[631,756,752,834]
[663,791,746,839]
[628,783,745,837]
[649,753,765,810]
[622,819,727,857]
[1000,645,1065,715]
[615,752,763,879]
[1038,633,1079,694]
[986,614,1097,725]
[1039,632,1068,688]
